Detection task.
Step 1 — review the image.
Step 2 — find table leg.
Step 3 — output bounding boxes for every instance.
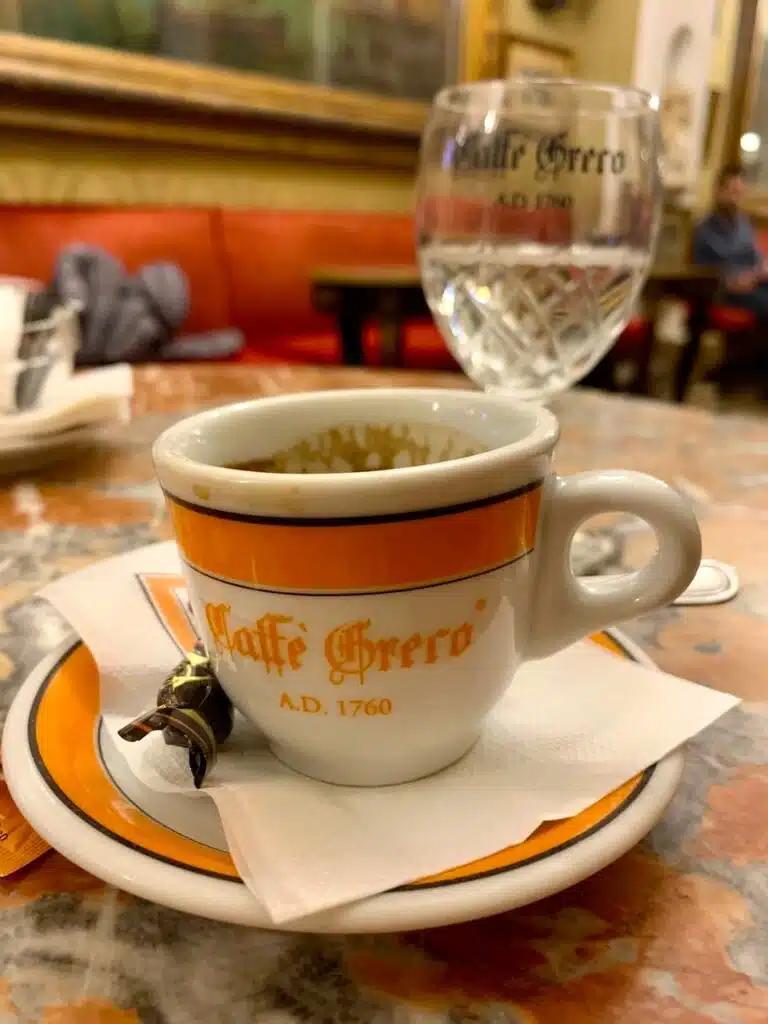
[378,291,404,367]
[628,321,654,396]
[379,316,404,367]
[338,298,366,366]
[581,355,616,391]
[674,301,707,403]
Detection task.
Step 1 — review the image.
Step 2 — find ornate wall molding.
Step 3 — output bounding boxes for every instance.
[0,125,416,211]
[0,82,419,209]
[0,32,429,137]
[0,1,492,210]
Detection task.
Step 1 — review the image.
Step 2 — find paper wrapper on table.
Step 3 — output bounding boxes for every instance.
[42,542,739,925]
[0,759,50,876]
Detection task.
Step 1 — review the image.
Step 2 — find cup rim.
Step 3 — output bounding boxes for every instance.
[153,388,559,507]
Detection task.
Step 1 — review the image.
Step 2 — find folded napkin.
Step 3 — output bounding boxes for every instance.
[42,542,738,924]
[0,364,132,441]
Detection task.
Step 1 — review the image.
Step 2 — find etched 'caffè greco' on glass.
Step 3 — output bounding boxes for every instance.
[417,80,660,399]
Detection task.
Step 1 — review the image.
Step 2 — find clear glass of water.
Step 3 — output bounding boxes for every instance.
[417,79,661,401]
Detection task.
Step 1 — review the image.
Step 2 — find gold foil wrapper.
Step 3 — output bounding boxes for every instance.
[118,644,233,788]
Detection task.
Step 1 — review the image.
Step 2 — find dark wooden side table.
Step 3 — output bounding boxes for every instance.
[311,266,427,366]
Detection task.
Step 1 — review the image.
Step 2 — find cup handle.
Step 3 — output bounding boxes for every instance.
[526,470,702,659]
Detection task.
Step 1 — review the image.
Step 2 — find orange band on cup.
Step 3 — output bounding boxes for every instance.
[166,482,543,593]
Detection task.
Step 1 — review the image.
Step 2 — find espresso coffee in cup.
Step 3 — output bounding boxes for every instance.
[154,388,701,787]
[225,421,487,474]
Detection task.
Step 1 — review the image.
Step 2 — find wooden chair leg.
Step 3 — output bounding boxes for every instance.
[706,327,760,399]
[627,324,654,396]
[674,304,707,403]
[581,354,617,391]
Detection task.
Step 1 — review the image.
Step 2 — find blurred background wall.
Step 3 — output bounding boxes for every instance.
[0,0,746,214]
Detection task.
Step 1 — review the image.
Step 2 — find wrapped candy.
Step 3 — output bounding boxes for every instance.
[118,642,233,788]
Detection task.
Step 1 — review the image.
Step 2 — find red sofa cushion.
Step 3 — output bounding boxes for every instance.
[219,209,460,369]
[235,322,458,372]
[219,210,417,343]
[420,197,572,243]
[237,332,341,366]
[709,305,755,331]
[0,205,455,370]
[0,206,232,334]
[612,317,651,356]
[398,322,458,371]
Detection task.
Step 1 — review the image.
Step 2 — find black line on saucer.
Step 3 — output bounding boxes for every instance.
[28,641,241,884]
[95,719,226,857]
[163,477,544,527]
[28,635,655,894]
[400,632,656,890]
[398,764,654,891]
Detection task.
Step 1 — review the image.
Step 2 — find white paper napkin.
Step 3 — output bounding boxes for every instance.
[42,542,738,924]
[0,364,132,440]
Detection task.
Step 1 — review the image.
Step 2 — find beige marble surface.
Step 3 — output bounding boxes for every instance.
[0,364,765,1023]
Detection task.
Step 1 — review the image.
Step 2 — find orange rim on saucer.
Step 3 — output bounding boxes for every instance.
[30,640,650,889]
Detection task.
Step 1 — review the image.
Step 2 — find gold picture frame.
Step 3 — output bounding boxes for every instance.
[0,2,477,206]
[498,34,575,79]
[0,0,472,146]
[703,87,723,164]
[0,31,429,138]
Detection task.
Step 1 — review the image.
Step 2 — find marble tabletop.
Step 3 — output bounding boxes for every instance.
[0,364,766,1023]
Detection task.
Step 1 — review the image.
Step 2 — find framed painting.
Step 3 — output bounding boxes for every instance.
[0,0,466,137]
[498,33,575,79]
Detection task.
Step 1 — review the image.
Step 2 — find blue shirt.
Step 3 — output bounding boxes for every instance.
[692,212,761,275]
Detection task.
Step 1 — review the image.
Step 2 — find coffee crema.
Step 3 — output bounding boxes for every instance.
[224,422,486,475]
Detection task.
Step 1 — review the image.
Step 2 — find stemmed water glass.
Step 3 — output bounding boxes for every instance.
[416,79,661,570]
[416,78,660,400]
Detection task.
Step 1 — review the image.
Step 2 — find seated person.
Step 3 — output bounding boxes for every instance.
[693,164,768,320]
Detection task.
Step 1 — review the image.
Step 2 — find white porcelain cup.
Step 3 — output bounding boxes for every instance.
[154,388,701,787]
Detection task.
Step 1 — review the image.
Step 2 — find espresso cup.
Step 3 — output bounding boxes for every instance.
[153,388,701,787]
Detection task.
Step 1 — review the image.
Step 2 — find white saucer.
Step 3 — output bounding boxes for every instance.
[3,628,683,934]
[0,364,132,472]
[671,558,740,606]
[0,364,132,441]
[0,422,120,474]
